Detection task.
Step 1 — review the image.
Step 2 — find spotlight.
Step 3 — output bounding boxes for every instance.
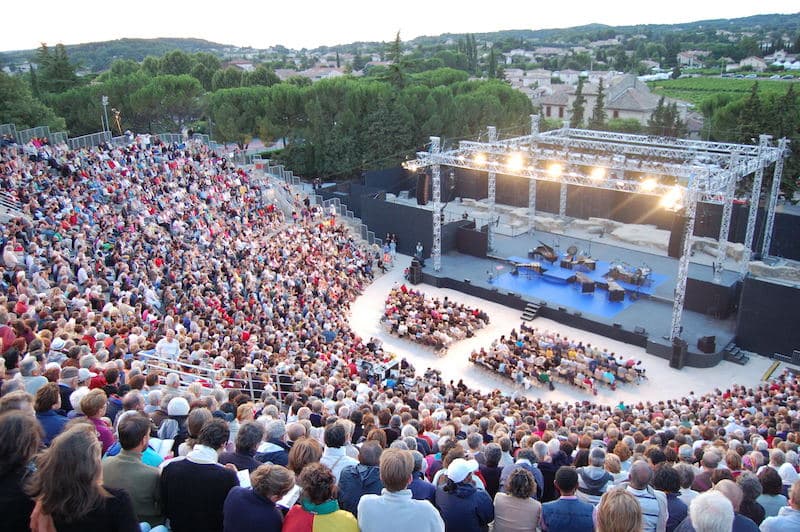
[659,185,683,210]
[474,153,487,166]
[640,178,657,192]
[590,167,606,181]
[507,152,524,171]
[547,163,563,178]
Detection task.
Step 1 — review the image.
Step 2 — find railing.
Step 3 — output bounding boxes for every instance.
[141,353,295,400]
[0,191,29,222]
[16,126,52,145]
[68,131,111,150]
[0,123,17,139]
[251,155,381,247]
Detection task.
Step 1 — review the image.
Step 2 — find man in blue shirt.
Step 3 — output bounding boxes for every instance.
[541,467,594,532]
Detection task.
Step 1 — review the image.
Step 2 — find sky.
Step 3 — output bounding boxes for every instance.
[1,1,798,52]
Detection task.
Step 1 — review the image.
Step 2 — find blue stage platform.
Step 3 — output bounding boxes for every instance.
[499,256,668,318]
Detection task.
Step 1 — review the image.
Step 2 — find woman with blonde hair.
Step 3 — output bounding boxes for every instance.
[26,423,139,531]
[596,488,642,532]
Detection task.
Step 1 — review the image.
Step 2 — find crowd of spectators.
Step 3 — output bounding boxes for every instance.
[0,135,799,532]
[470,324,645,394]
[382,286,489,351]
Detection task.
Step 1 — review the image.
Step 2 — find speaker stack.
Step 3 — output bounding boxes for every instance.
[668,211,687,259]
[408,259,423,285]
[416,173,430,205]
[670,338,688,369]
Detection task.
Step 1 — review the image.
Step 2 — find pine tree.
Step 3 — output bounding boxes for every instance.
[570,77,586,128]
[588,79,607,130]
[488,47,497,79]
[737,82,763,144]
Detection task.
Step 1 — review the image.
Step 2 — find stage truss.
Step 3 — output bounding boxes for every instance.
[406,117,787,342]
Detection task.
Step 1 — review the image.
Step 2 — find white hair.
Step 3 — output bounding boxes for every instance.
[689,491,734,532]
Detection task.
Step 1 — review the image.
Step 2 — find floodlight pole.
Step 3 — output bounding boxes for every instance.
[742,134,771,271]
[669,174,699,342]
[431,136,442,272]
[528,114,539,235]
[761,137,788,259]
[487,126,497,252]
[715,151,739,281]
[101,95,110,141]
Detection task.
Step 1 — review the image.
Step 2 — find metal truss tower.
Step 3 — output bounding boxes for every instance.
[742,135,771,270]
[528,115,539,235]
[486,126,497,252]
[431,137,442,271]
[762,137,788,258]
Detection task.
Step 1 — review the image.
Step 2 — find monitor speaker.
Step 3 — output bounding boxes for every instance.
[670,338,688,369]
[668,211,687,259]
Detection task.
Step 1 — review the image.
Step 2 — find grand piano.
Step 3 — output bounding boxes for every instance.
[530,241,558,263]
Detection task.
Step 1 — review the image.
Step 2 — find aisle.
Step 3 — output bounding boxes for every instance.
[347,254,774,406]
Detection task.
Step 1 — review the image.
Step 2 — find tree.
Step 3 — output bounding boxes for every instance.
[211,68,243,91]
[386,32,406,88]
[488,47,498,79]
[736,83,763,144]
[588,79,607,130]
[570,77,586,128]
[0,71,65,130]
[34,43,80,94]
[160,50,194,76]
[131,75,203,132]
[352,52,368,72]
[241,66,278,87]
[671,64,681,79]
[647,96,686,137]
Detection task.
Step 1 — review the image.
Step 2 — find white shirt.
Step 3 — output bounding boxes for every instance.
[358,489,444,532]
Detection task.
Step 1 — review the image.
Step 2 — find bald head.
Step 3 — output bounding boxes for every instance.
[714,479,743,511]
[286,422,306,442]
[629,460,653,490]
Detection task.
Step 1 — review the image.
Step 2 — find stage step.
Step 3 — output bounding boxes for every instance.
[723,342,749,365]
[521,303,541,322]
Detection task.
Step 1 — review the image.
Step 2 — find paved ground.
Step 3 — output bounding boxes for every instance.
[349,253,781,406]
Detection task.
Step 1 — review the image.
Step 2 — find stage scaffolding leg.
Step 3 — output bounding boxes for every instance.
[715,152,739,281]
[487,126,497,252]
[559,181,567,218]
[670,178,699,342]
[528,115,539,235]
[742,134,771,273]
[761,137,787,259]
[431,137,442,272]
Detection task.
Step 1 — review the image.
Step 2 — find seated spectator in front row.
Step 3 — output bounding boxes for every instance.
[760,479,800,532]
[434,457,494,532]
[493,468,541,532]
[220,420,264,473]
[283,463,358,532]
[102,412,166,530]
[27,424,140,531]
[338,440,383,516]
[223,463,295,532]
[0,411,41,532]
[541,467,594,532]
[160,418,239,532]
[357,448,444,532]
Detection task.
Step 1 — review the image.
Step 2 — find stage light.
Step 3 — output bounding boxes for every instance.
[660,185,683,210]
[590,167,606,181]
[640,178,657,192]
[474,152,487,166]
[403,161,418,172]
[547,163,563,178]
[507,152,524,171]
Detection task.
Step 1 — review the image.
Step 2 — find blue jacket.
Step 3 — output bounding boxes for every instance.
[36,410,68,446]
[338,464,383,516]
[409,471,436,503]
[541,496,595,532]
[434,481,494,532]
[222,486,283,532]
[254,440,289,467]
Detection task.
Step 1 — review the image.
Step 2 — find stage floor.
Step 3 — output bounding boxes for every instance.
[423,228,739,347]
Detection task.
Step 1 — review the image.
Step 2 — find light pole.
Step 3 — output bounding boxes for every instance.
[101,95,110,141]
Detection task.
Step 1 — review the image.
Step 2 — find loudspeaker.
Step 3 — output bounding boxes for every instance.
[697,335,716,354]
[634,326,646,335]
[416,173,430,205]
[668,211,687,259]
[670,338,688,369]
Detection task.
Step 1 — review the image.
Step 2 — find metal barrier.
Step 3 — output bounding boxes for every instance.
[252,158,382,247]
[0,123,17,139]
[16,126,51,145]
[50,131,68,145]
[68,131,111,150]
[0,191,28,222]
[142,353,294,400]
